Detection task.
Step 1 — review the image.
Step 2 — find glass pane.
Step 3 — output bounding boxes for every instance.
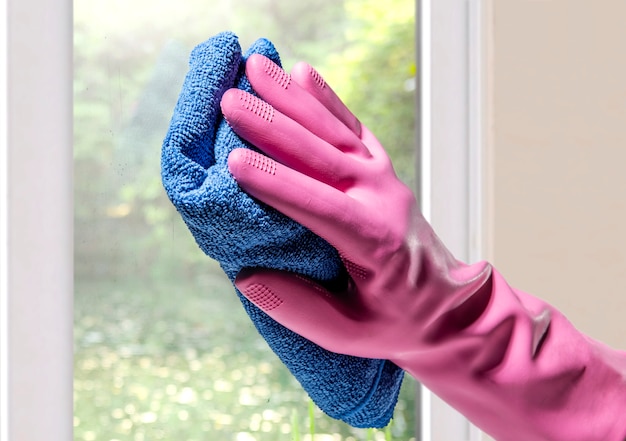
[74,1,417,440]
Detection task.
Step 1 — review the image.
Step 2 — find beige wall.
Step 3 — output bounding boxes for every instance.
[482,3,626,439]
[487,0,626,354]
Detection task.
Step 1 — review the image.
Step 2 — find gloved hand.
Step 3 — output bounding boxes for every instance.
[221,53,492,359]
[221,54,626,441]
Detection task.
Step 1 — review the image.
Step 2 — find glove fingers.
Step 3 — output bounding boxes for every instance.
[227,147,365,254]
[245,54,369,157]
[235,267,366,356]
[221,88,357,189]
[290,61,362,138]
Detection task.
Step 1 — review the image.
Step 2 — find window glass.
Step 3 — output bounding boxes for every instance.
[74,1,417,440]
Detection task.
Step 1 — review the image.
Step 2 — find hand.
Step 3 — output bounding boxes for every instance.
[220,54,491,361]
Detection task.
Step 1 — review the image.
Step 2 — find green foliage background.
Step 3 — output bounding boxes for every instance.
[74,0,417,440]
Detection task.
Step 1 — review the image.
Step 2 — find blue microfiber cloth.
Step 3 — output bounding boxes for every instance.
[161,31,404,428]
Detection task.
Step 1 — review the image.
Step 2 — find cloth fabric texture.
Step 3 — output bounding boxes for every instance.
[161,31,404,428]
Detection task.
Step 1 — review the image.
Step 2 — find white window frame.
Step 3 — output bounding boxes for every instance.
[417,0,488,439]
[0,0,488,439]
[1,0,73,440]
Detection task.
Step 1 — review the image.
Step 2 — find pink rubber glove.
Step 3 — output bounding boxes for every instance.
[221,54,626,441]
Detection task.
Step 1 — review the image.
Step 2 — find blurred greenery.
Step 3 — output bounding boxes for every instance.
[74,0,417,439]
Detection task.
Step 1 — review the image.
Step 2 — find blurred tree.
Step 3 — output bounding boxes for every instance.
[229,0,348,64]
[322,0,417,187]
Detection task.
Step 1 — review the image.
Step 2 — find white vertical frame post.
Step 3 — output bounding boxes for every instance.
[0,0,73,440]
[417,0,487,439]
[1,0,9,436]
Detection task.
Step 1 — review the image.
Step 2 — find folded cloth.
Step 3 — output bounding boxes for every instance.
[161,31,404,428]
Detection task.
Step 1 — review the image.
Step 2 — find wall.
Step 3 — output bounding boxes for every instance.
[488,0,626,349]
[483,1,626,439]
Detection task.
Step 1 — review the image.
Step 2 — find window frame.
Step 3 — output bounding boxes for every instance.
[417,0,487,439]
[1,0,74,439]
[0,0,488,439]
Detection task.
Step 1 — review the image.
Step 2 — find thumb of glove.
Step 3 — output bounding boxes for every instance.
[235,267,367,355]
